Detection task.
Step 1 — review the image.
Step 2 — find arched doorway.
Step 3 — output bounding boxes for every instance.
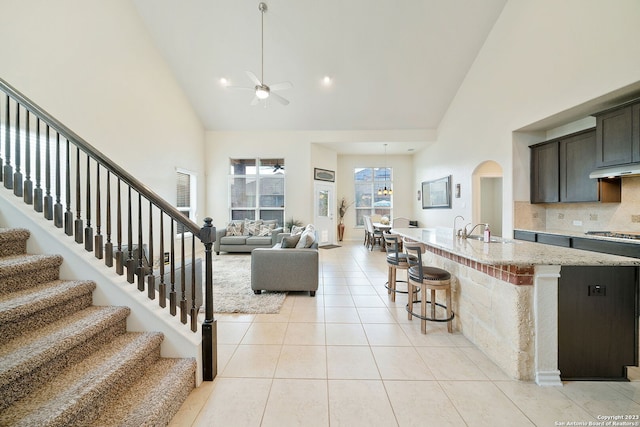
[472,161,503,237]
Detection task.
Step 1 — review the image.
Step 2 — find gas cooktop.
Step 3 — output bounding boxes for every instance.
[585,231,640,240]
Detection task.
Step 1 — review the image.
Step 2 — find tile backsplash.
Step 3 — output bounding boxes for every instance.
[514,176,640,232]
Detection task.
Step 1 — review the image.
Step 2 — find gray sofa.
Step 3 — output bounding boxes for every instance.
[251,234,319,296]
[214,224,283,255]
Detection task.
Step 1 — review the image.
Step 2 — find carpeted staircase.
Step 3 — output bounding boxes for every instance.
[0,227,196,426]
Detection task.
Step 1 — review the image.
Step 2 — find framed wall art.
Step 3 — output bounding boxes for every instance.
[314,168,335,182]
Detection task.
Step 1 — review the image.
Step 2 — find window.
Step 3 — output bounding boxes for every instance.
[354,167,392,226]
[229,158,285,226]
[176,169,196,234]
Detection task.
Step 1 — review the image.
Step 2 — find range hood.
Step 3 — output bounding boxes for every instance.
[589,165,640,179]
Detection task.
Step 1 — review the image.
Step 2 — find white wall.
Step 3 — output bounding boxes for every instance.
[413,0,640,235]
[0,0,206,222]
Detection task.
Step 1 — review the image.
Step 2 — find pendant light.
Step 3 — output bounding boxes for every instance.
[378,144,392,196]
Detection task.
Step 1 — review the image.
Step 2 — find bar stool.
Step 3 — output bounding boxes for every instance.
[383,234,416,302]
[403,238,454,333]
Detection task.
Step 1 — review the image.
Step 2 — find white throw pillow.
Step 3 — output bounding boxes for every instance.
[295,224,316,248]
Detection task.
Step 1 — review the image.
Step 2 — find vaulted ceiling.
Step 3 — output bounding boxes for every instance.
[132,0,507,152]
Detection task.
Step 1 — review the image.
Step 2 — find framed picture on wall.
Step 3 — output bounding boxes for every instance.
[422,175,452,209]
[314,168,335,182]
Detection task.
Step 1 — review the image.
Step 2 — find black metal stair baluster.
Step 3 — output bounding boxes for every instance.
[33,118,42,212]
[105,170,113,267]
[126,186,135,283]
[3,95,12,188]
[74,146,83,243]
[43,125,53,220]
[136,192,145,292]
[147,201,155,300]
[169,219,176,316]
[64,139,73,235]
[23,111,32,204]
[158,212,166,308]
[115,178,124,275]
[190,236,197,332]
[180,228,187,324]
[84,155,93,252]
[53,133,62,228]
[94,163,103,259]
[13,103,22,197]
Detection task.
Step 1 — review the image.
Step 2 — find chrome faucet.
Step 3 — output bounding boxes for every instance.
[463,223,487,239]
[453,215,465,237]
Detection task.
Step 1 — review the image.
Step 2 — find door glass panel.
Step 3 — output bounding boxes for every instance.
[318,190,329,217]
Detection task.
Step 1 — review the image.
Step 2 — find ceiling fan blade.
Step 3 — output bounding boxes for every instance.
[250,96,260,106]
[246,70,262,86]
[270,92,290,106]
[269,81,293,91]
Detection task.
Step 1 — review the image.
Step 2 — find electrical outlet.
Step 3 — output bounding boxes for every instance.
[588,285,606,296]
[573,220,583,226]
[589,214,598,221]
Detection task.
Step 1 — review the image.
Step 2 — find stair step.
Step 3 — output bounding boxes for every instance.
[0,227,30,257]
[91,358,196,427]
[0,254,63,294]
[0,279,96,342]
[0,331,165,427]
[0,305,130,411]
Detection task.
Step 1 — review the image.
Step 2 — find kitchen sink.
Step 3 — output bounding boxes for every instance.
[465,235,519,244]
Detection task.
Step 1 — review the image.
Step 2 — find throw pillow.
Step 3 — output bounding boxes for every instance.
[281,234,301,248]
[226,221,243,236]
[291,225,305,236]
[295,224,316,248]
[257,223,275,237]
[243,219,263,236]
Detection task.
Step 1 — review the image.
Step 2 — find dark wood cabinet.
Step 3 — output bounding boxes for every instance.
[531,129,620,204]
[558,266,638,380]
[560,131,598,202]
[530,141,559,203]
[595,104,636,167]
[537,233,570,247]
[513,230,536,242]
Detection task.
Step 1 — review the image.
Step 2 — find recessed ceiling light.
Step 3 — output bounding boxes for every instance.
[220,77,229,87]
[322,76,332,86]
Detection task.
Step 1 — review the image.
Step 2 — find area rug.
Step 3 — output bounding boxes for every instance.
[211,254,286,314]
[319,244,341,249]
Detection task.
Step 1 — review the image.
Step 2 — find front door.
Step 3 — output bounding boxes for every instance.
[314,182,335,245]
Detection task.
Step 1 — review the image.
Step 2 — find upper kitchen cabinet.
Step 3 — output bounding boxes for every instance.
[530,140,559,203]
[531,129,621,204]
[595,100,640,167]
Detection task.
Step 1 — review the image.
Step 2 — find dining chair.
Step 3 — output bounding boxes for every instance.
[392,217,410,228]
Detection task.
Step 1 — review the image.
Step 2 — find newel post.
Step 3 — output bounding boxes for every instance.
[199,217,217,381]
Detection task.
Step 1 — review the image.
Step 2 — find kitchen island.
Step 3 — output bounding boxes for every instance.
[392,227,640,385]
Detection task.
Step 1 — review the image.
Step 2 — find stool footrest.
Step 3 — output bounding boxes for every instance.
[406,301,455,323]
[385,280,419,295]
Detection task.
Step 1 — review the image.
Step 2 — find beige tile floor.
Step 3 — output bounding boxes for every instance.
[170,241,640,427]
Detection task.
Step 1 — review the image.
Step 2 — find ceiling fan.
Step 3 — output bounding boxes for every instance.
[229,2,292,106]
[273,162,284,173]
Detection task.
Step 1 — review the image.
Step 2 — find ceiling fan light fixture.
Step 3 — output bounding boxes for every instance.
[255,85,270,99]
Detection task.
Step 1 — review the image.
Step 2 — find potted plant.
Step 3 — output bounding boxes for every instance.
[338,197,354,241]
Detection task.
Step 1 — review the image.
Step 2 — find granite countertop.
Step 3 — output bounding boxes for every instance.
[392,228,640,267]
